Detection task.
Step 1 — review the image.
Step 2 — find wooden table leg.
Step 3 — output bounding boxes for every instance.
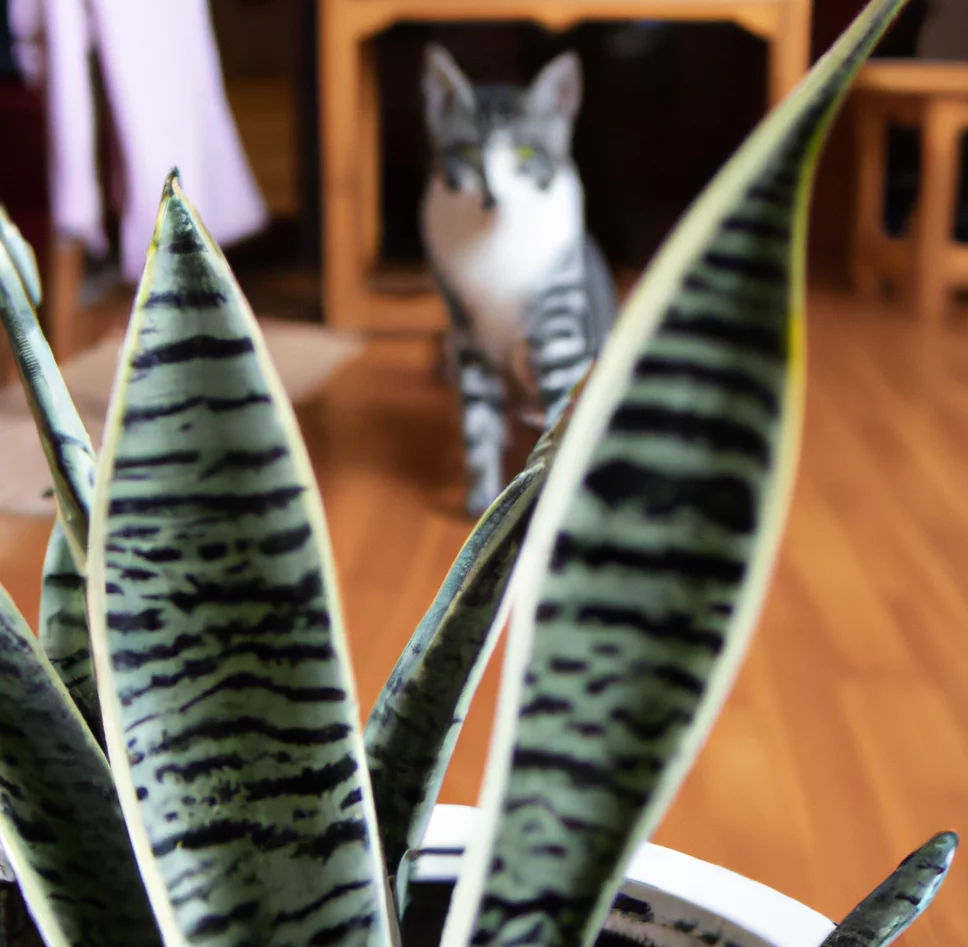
[321,1,365,330]
[359,37,383,278]
[852,96,889,299]
[0,329,14,385]
[916,99,962,325]
[45,237,85,364]
[768,0,811,107]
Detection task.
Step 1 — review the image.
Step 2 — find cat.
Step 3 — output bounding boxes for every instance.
[420,43,618,517]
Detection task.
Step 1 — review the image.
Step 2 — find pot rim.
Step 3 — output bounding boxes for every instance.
[406,804,834,947]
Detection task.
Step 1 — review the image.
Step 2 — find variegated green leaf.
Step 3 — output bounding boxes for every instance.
[819,831,957,947]
[39,518,101,740]
[366,465,540,875]
[365,374,588,875]
[0,217,95,571]
[0,208,103,740]
[0,206,42,307]
[0,582,161,947]
[440,3,909,947]
[87,172,393,947]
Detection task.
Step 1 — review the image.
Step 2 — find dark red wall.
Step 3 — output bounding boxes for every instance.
[0,78,49,282]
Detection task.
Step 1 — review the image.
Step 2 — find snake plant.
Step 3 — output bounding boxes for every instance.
[0,1,956,945]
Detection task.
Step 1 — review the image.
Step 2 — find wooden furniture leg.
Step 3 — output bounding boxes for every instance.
[915,99,961,324]
[359,37,383,279]
[0,326,14,384]
[852,96,889,299]
[769,0,811,107]
[321,3,364,330]
[45,237,85,363]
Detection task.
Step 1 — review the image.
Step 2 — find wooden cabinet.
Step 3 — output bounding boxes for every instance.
[318,0,812,334]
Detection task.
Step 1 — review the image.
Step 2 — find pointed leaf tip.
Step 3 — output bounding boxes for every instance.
[144,172,212,282]
[0,205,42,307]
[162,168,181,198]
[820,830,958,947]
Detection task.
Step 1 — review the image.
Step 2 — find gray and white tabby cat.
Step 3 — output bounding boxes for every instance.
[420,44,618,516]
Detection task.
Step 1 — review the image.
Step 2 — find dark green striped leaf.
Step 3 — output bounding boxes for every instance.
[365,375,588,877]
[366,467,539,876]
[86,172,393,947]
[0,208,104,743]
[820,832,957,947]
[39,518,102,742]
[440,3,910,947]
[0,212,95,570]
[0,582,161,947]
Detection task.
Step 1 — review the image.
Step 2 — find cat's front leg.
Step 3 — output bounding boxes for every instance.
[527,323,595,432]
[457,352,507,518]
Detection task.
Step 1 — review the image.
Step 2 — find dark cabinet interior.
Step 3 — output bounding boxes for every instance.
[375,19,767,271]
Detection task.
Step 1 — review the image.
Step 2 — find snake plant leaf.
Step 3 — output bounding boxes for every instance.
[0,206,42,307]
[366,467,540,876]
[0,222,95,572]
[0,582,162,947]
[820,831,957,947]
[365,373,589,877]
[440,3,909,947]
[39,519,102,741]
[86,171,393,947]
[0,211,101,738]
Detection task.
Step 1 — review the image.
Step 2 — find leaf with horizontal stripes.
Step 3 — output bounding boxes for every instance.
[39,518,102,742]
[0,208,104,742]
[86,172,393,947]
[366,468,539,878]
[0,581,162,947]
[0,213,95,571]
[364,373,588,877]
[440,3,910,947]
[820,831,957,947]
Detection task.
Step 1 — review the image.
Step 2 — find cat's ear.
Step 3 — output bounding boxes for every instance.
[423,44,475,134]
[527,50,582,120]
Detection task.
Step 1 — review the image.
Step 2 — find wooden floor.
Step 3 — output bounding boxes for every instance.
[1,285,966,945]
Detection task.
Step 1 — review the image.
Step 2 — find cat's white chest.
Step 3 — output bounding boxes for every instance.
[421,146,583,369]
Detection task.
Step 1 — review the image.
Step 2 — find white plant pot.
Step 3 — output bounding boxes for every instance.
[399,805,835,947]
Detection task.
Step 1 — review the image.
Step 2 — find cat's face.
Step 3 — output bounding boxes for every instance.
[422,45,582,211]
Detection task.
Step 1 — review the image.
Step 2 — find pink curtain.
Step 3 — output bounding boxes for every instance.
[8,0,268,282]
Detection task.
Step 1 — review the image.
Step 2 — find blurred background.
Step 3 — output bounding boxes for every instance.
[0,0,964,944]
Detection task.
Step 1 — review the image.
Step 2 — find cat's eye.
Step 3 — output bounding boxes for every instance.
[457,143,480,162]
[516,145,537,162]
